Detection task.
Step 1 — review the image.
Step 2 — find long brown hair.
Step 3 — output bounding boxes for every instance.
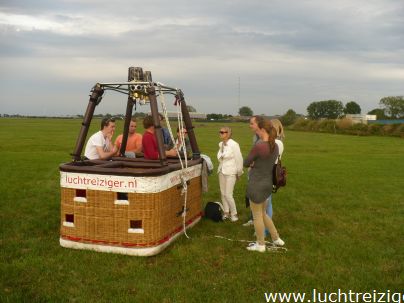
[258,118,277,154]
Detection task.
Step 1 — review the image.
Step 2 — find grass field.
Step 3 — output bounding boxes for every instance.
[0,118,403,302]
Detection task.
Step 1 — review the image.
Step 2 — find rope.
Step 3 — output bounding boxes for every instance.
[214,235,288,253]
[157,85,190,238]
[157,85,176,151]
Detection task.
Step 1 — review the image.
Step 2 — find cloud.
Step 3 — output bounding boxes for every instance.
[1,0,404,116]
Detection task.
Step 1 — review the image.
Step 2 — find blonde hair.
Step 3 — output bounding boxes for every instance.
[270,119,285,141]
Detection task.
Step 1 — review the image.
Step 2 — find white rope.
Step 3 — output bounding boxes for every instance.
[157,85,190,238]
[157,85,176,151]
[214,235,288,253]
[174,93,190,238]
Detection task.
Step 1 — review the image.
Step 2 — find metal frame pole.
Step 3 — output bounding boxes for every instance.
[147,86,167,165]
[71,85,104,161]
[178,91,201,159]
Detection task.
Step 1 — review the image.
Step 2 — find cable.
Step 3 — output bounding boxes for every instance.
[214,235,288,253]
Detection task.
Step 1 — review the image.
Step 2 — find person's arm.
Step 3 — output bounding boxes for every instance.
[166,149,177,157]
[95,144,117,160]
[114,135,122,155]
[217,142,223,160]
[275,139,284,160]
[134,134,143,153]
[243,145,258,168]
[233,142,244,177]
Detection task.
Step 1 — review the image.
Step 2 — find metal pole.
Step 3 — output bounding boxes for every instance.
[119,67,138,156]
[120,96,135,157]
[147,86,167,165]
[178,91,200,159]
[71,85,104,161]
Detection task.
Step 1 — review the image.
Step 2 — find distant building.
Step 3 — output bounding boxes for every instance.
[345,114,377,124]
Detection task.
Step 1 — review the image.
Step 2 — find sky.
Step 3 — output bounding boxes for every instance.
[1,0,404,116]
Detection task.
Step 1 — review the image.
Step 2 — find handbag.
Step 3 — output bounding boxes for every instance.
[272,156,287,193]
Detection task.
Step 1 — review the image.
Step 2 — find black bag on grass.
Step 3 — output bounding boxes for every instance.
[204,202,224,222]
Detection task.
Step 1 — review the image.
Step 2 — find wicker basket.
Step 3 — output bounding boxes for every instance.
[59,161,202,256]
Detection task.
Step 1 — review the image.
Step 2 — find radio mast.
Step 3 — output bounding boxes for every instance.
[238,76,240,114]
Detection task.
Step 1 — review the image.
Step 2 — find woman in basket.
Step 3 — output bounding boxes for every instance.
[244,119,285,252]
[217,126,243,222]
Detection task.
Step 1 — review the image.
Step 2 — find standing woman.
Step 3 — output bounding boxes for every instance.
[217,126,243,222]
[244,119,285,252]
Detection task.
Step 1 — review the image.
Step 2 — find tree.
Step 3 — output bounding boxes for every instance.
[307,100,344,119]
[133,112,146,118]
[238,106,253,116]
[344,101,361,114]
[207,113,224,120]
[186,105,197,112]
[379,96,404,119]
[280,109,298,126]
[367,108,387,120]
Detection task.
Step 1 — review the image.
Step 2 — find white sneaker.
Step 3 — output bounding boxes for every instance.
[247,242,266,252]
[230,215,239,222]
[242,219,253,227]
[222,214,229,221]
[273,238,285,246]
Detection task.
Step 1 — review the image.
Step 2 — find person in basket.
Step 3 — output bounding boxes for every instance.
[142,115,177,160]
[114,118,143,158]
[84,117,118,160]
[217,126,243,222]
[244,119,285,252]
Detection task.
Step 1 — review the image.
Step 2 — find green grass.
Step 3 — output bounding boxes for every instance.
[0,118,403,302]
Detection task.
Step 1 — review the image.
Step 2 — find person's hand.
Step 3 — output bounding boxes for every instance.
[166,149,177,157]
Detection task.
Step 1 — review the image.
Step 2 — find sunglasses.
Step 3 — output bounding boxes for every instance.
[219,131,228,134]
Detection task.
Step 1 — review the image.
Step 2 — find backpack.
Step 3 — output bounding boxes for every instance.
[204,202,224,222]
[272,156,287,193]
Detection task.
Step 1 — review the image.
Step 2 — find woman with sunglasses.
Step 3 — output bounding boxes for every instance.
[217,127,243,222]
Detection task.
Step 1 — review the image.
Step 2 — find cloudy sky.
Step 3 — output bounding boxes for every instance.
[1,0,403,116]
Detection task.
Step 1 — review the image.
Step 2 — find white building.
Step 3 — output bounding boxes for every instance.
[345,114,377,124]
[149,111,207,120]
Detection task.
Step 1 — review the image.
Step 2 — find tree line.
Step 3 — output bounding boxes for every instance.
[226,96,404,125]
[305,96,404,120]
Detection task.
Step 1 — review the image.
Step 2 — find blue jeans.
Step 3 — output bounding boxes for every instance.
[266,195,273,218]
[265,195,272,236]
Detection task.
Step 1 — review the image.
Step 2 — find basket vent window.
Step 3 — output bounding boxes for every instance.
[65,214,74,223]
[130,220,142,229]
[117,192,128,200]
[76,189,86,198]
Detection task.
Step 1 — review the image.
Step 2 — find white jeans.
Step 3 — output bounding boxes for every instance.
[218,172,238,216]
